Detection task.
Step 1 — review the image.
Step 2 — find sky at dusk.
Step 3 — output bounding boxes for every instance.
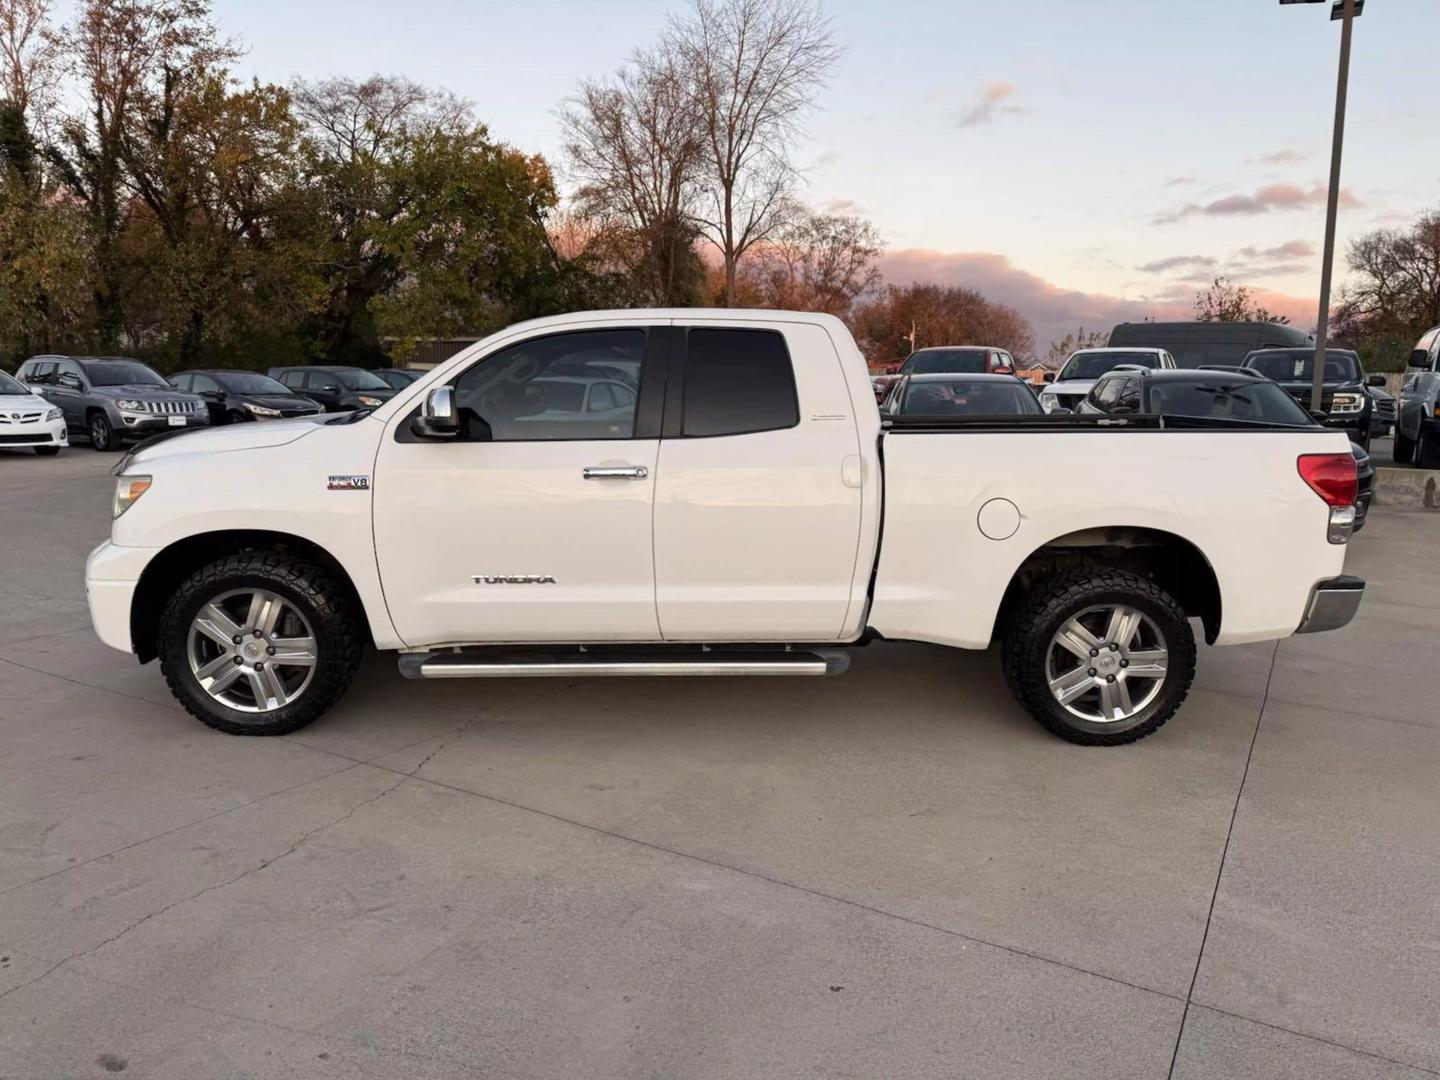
[87,0,1440,347]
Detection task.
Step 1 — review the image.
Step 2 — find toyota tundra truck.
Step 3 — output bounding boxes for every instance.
[85,310,1365,745]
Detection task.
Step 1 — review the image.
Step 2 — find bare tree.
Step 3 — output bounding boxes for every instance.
[292,75,468,162]
[736,208,880,315]
[560,47,705,305]
[1333,209,1440,368]
[667,0,840,305]
[1194,277,1289,324]
[0,0,63,136]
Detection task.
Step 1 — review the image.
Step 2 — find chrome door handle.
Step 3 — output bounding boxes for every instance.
[582,465,648,480]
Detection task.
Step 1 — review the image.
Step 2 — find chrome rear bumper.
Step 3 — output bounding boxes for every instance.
[1296,575,1365,634]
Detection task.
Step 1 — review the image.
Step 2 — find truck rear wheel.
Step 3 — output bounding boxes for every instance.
[1002,568,1196,746]
[157,550,365,736]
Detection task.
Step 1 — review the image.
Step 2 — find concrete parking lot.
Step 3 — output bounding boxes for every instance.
[1,448,1437,1079]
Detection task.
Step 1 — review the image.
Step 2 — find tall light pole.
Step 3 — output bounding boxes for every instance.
[1282,0,1363,411]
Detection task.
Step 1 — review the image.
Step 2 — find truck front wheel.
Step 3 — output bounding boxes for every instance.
[1002,569,1196,746]
[157,550,365,736]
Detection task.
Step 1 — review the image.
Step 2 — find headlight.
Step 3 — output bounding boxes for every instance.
[1039,392,1060,413]
[247,404,281,417]
[113,475,152,518]
[45,407,61,421]
[1329,392,1364,415]
[357,395,383,407]
[115,399,145,411]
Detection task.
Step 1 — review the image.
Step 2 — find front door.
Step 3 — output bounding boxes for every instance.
[374,324,666,646]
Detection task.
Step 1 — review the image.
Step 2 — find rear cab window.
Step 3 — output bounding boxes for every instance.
[678,328,799,438]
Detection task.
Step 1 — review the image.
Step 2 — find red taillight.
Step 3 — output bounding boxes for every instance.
[1297,453,1357,507]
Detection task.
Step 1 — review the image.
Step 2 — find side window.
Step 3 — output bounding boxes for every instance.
[24,361,52,385]
[280,371,304,389]
[192,374,219,393]
[452,329,645,441]
[1115,378,1141,412]
[171,373,192,390]
[305,372,335,391]
[56,362,84,388]
[1090,377,1120,411]
[680,328,798,438]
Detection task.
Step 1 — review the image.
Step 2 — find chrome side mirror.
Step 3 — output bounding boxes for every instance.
[411,385,459,439]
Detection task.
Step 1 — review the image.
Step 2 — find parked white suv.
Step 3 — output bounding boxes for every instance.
[1039,347,1177,413]
[0,368,67,454]
[86,310,1362,746]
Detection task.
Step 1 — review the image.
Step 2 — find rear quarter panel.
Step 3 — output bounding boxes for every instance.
[872,429,1352,648]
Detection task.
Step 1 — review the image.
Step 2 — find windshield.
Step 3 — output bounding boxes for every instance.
[1058,351,1159,381]
[1244,350,1361,384]
[897,378,1040,416]
[901,349,990,375]
[1147,380,1315,425]
[335,369,391,391]
[85,360,168,387]
[216,372,293,394]
[0,370,26,395]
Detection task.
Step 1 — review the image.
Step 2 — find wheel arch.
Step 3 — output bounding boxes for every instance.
[130,530,372,663]
[994,525,1223,646]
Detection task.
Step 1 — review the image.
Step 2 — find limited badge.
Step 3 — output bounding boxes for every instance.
[327,475,370,491]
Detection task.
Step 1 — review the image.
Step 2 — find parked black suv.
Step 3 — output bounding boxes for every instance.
[266,366,398,412]
[1240,348,1382,449]
[1078,367,1372,530]
[374,368,425,390]
[170,370,324,424]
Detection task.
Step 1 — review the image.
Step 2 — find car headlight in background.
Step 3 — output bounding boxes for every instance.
[1329,392,1364,415]
[1039,392,1060,414]
[113,475,152,518]
[45,407,61,421]
[247,403,281,417]
[357,395,384,407]
[115,399,145,411]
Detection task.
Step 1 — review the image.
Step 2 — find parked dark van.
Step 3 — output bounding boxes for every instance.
[1108,321,1312,369]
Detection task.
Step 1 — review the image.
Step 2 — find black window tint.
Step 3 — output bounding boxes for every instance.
[1092,377,1121,410]
[1115,378,1141,411]
[681,328,798,438]
[452,329,645,441]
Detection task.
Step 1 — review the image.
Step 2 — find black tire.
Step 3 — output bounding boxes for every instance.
[1418,428,1440,470]
[1393,430,1415,465]
[1001,568,1196,746]
[34,446,60,456]
[88,411,117,451]
[157,550,365,736]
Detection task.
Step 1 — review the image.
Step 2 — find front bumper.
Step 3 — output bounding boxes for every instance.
[115,411,209,438]
[1296,575,1365,634]
[85,541,155,654]
[0,416,68,448]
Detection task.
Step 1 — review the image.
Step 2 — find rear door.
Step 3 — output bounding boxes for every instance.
[652,322,864,641]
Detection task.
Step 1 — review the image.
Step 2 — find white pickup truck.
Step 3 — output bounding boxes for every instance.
[86,310,1365,745]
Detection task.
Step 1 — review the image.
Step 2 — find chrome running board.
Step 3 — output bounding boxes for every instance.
[398,648,849,680]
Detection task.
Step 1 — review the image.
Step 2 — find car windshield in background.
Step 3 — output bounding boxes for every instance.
[1058,352,1158,380]
[1148,381,1315,426]
[1246,350,1361,383]
[84,361,168,387]
[902,349,990,375]
[0,370,26,394]
[898,379,1040,416]
[336,370,391,391]
[216,373,293,394]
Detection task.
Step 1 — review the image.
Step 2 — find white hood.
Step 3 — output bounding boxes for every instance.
[1041,379,1096,397]
[128,413,332,464]
[0,392,50,411]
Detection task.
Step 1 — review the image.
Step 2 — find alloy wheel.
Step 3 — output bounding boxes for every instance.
[1045,603,1169,724]
[186,588,318,712]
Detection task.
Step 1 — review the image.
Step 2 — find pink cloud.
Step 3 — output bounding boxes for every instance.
[879,249,1317,349]
[956,81,1025,128]
[1259,149,1307,164]
[1157,183,1359,223]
